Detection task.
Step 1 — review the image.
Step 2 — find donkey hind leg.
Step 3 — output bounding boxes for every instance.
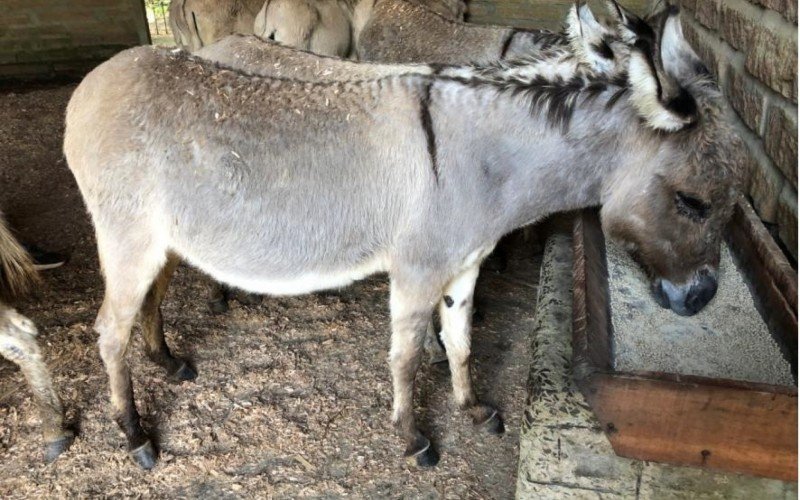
[388,279,439,467]
[138,253,196,381]
[440,265,504,434]
[95,241,167,469]
[0,309,74,462]
[423,319,448,365]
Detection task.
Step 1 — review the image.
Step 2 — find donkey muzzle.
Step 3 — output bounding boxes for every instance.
[652,267,718,316]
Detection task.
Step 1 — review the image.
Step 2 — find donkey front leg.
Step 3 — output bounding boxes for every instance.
[388,279,439,467]
[0,309,74,463]
[138,254,196,381]
[440,265,504,434]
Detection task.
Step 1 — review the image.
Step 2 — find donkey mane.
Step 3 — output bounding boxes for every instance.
[163,45,636,133]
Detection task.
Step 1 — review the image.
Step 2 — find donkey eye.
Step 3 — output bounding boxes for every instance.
[675,191,711,222]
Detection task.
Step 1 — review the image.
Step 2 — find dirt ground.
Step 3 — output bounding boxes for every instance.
[0,83,542,498]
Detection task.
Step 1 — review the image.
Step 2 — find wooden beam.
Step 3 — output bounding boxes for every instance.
[585,373,798,481]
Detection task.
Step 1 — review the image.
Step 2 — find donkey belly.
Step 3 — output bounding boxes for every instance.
[163,169,398,296]
[196,253,391,296]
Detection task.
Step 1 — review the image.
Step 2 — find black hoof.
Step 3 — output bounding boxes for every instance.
[207,298,229,315]
[415,445,439,467]
[478,411,505,435]
[130,440,157,470]
[405,438,439,468]
[44,434,74,463]
[234,292,262,306]
[171,362,197,381]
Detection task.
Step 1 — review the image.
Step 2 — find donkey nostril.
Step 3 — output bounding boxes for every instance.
[684,275,718,315]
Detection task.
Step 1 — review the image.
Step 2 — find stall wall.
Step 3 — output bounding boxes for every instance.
[0,0,150,79]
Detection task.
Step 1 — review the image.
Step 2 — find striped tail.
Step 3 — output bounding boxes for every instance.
[0,212,38,300]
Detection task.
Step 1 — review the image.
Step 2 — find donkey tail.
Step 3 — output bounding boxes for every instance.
[0,212,38,300]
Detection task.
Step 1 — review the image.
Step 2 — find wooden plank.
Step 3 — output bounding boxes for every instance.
[585,373,798,481]
[572,210,612,381]
[726,198,798,375]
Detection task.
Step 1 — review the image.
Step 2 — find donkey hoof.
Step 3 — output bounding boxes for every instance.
[172,362,197,381]
[234,292,262,306]
[44,434,74,463]
[207,298,229,315]
[415,445,439,467]
[130,440,158,470]
[405,438,439,468]
[476,410,505,435]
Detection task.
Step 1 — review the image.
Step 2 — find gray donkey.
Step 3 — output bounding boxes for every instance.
[197,3,627,363]
[64,6,744,469]
[357,0,567,64]
[0,215,73,463]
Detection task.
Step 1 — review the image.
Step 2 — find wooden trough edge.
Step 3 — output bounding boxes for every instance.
[571,205,798,482]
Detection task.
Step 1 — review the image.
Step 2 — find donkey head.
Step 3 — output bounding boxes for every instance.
[600,6,747,316]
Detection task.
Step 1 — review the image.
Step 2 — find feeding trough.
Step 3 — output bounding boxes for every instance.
[571,198,797,481]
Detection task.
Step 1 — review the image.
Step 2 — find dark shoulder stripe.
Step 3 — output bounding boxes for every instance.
[499,31,516,59]
[419,83,439,183]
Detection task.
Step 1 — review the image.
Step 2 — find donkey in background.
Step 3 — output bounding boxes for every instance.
[357,0,566,64]
[65,5,744,469]
[170,0,467,54]
[252,0,467,58]
[0,214,73,463]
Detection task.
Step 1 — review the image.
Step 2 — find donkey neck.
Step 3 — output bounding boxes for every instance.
[430,76,642,234]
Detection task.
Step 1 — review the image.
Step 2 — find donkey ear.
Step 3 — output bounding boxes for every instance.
[660,7,708,82]
[566,3,615,73]
[628,41,698,131]
[605,0,654,45]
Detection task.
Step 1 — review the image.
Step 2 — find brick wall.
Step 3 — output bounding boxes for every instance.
[0,0,150,80]
[679,0,798,260]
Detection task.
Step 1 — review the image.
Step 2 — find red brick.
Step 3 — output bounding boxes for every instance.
[763,105,798,188]
[749,151,785,222]
[695,0,720,30]
[745,28,798,102]
[719,2,756,51]
[727,69,764,132]
[754,0,798,24]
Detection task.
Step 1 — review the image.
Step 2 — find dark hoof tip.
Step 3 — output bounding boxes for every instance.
[413,445,439,468]
[406,438,439,467]
[130,441,157,470]
[44,434,74,463]
[172,362,198,381]
[235,293,262,306]
[480,412,505,435]
[207,299,229,315]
